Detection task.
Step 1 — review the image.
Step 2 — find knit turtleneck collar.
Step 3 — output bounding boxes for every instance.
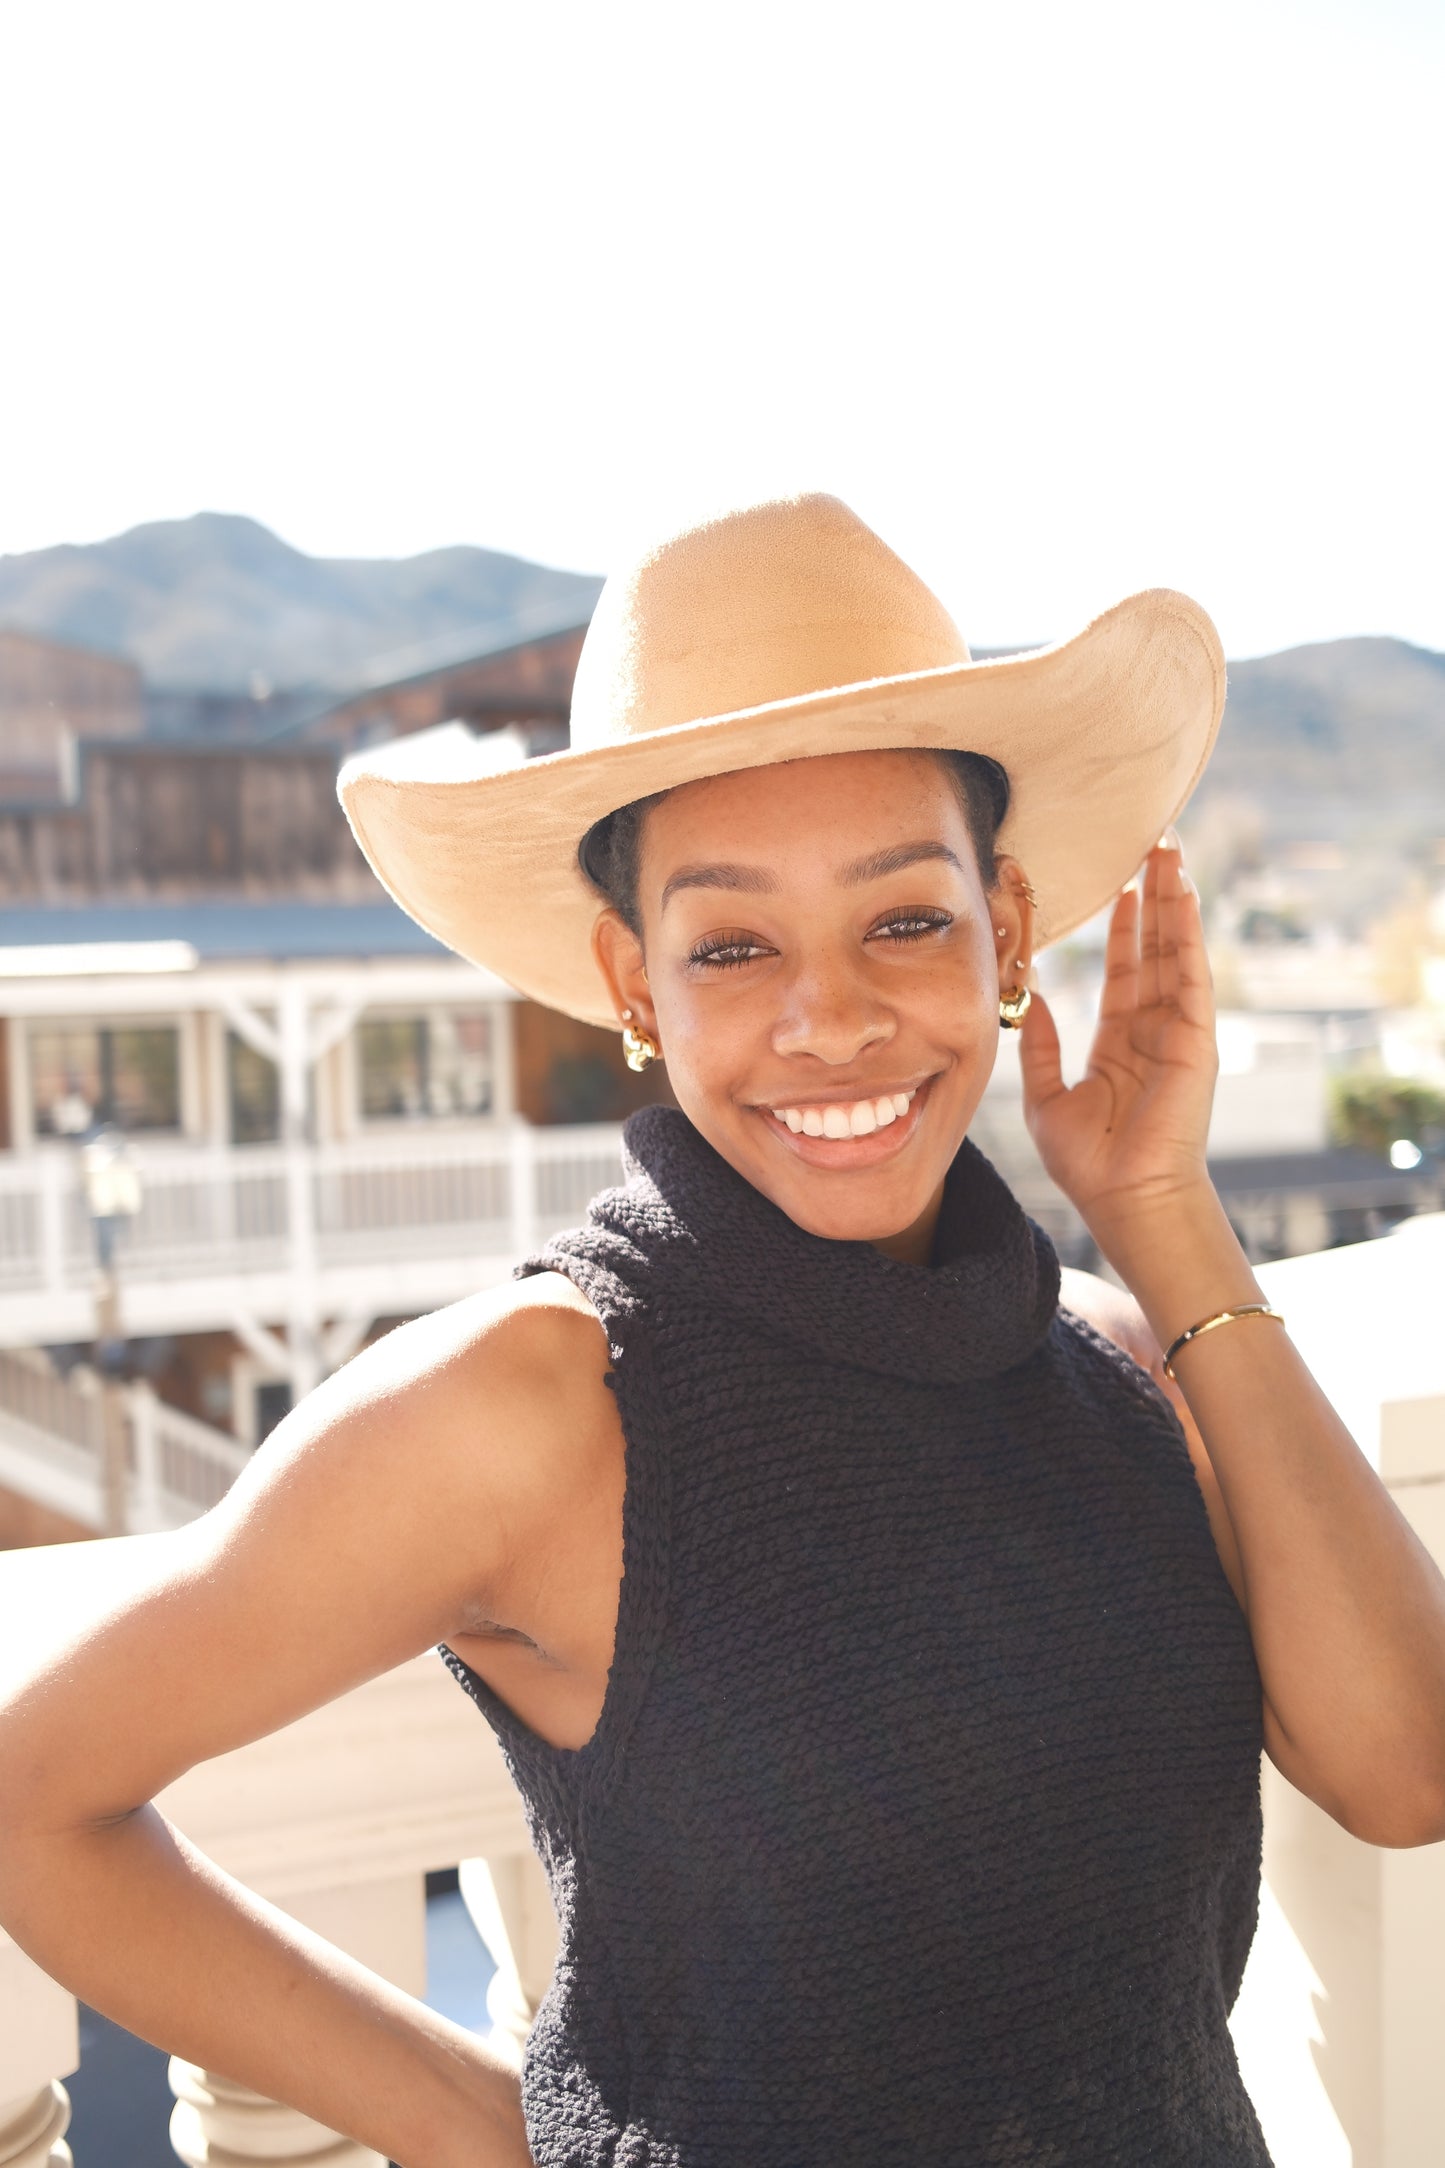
[580,1104,1059,1386]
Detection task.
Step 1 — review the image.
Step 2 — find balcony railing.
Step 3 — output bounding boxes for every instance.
[0,1346,253,1533]
[0,1123,631,1352]
[0,1124,627,1296]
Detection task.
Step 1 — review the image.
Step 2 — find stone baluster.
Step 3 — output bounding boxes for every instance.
[0,2086,71,2168]
[0,1934,76,2168]
[459,1851,559,2070]
[165,1874,423,2168]
[168,2063,380,2167]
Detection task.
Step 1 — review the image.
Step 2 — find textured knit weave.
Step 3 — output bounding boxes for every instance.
[442,1106,1269,2167]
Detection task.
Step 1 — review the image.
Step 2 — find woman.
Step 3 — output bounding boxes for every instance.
[2,494,1443,2168]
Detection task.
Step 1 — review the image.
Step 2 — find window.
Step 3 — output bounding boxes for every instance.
[357,1010,494,1122]
[227,1030,281,1145]
[30,1024,181,1135]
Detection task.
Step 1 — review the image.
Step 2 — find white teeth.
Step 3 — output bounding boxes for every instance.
[770,1086,918,1135]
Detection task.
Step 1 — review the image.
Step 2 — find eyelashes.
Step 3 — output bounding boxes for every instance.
[686,907,955,972]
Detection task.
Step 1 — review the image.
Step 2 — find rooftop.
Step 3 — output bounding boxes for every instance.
[0,900,447,963]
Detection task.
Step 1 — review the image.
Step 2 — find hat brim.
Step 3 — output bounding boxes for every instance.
[338,587,1224,1029]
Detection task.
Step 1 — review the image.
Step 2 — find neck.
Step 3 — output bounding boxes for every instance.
[868,1178,947,1267]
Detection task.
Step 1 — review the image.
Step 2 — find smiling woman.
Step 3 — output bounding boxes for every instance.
[585,749,1030,1255]
[3,495,1445,2168]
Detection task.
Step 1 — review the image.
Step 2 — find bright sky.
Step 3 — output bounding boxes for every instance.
[3,0,1441,657]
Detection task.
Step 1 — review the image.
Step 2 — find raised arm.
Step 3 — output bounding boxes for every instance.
[0,1276,610,2168]
[1024,837,1445,1849]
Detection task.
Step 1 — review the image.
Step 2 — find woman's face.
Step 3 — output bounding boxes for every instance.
[593,749,1034,1263]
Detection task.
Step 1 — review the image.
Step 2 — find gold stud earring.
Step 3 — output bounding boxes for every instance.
[621,1020,660,1071]
[999,985,1032,1030]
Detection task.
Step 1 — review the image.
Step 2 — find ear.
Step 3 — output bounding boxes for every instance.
[591,909,659,1038]
[990,854,1036,994]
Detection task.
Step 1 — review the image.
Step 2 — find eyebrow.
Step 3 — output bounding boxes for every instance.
[658,839,965,912]
[659,862,784,911]
[839,840,966,884]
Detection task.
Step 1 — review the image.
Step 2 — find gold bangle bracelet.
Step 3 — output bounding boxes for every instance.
[1162,1302,1285,1380]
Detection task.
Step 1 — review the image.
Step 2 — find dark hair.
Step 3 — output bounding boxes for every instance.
[577,749,1011,938]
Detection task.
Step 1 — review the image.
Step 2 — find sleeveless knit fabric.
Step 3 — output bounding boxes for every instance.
[442,1106,1269,2167]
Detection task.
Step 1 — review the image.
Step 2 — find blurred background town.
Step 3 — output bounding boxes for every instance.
[0,507,1441,1555]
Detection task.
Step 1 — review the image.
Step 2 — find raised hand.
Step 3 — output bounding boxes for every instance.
[1016,832,1219,1239]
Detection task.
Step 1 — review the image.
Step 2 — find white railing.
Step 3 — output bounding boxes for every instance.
[0,1347,252,1535]
[0,1123,627,1318]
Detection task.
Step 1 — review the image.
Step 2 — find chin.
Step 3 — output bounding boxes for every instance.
[757,1163,937,1247]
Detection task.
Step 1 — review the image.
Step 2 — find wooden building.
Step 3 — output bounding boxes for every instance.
[0,629,144,801]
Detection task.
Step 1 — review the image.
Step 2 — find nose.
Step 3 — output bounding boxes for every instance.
[769,956,897,1066]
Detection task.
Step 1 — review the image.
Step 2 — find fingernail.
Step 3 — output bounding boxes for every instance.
[1157,826,1181,851]
[1180,870,1197,896]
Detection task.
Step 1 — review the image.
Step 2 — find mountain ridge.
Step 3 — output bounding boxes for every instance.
[1,518,1441,864]
[0,512,604,691]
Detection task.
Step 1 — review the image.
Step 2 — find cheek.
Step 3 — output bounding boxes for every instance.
[650,974,761,1076]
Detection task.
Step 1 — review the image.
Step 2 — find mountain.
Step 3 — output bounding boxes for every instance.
[1209,637,1445,822]
[0,513,603,691]
[1177,636,1445,933]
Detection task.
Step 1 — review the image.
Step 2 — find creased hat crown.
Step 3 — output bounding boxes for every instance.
[569,492,972,750]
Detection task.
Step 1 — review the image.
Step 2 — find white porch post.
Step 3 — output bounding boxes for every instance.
[35,1155,67,1304]
[0,1934,77,2168]
[125,1381,167,1534]
[278,983,322,1404]
[508,1119,536,1263]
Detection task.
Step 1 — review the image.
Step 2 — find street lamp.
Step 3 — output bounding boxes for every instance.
[52,1100,144,1535]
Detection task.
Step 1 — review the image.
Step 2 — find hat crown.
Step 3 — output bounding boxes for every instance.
[569,493,971,750]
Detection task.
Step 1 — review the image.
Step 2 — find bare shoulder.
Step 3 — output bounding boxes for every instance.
[0,1270,617,1827]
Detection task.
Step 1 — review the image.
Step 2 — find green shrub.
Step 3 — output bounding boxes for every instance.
[1329,1075,1445,1154]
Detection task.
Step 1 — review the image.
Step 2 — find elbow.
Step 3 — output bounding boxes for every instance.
[1334,1775,1445,1850]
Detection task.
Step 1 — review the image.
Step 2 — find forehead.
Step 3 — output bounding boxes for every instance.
[642,747,970,862]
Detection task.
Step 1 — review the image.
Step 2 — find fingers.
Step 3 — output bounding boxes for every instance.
[1168,851,1215,1032]
[1099,883,1141,1019]
[1140,837,1169,1010]
[1016,983,1065,1110]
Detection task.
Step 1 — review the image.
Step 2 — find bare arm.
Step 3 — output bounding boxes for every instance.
[0,1278,610,2168]
[1026,835,1445,1851]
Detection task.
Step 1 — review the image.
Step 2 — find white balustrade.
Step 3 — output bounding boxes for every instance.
[0,1124,626,1350]
[0,1931,77,2168]
[169,2064,379,2167]
[0,2085,71,2168]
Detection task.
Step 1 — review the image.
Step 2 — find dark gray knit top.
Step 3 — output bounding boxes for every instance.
[442,1106,1269,2166]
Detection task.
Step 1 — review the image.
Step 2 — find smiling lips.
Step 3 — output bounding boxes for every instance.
[767,1088,918,1138]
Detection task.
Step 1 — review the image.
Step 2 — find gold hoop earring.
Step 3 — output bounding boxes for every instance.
[999,985,1032,1030]
[621,1022,660,1071]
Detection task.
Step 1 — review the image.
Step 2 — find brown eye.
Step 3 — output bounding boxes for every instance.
[687,932,772,970]
[867,908,954,943]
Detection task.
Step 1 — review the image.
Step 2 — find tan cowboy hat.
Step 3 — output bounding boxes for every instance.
[338,492,1225,1028]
